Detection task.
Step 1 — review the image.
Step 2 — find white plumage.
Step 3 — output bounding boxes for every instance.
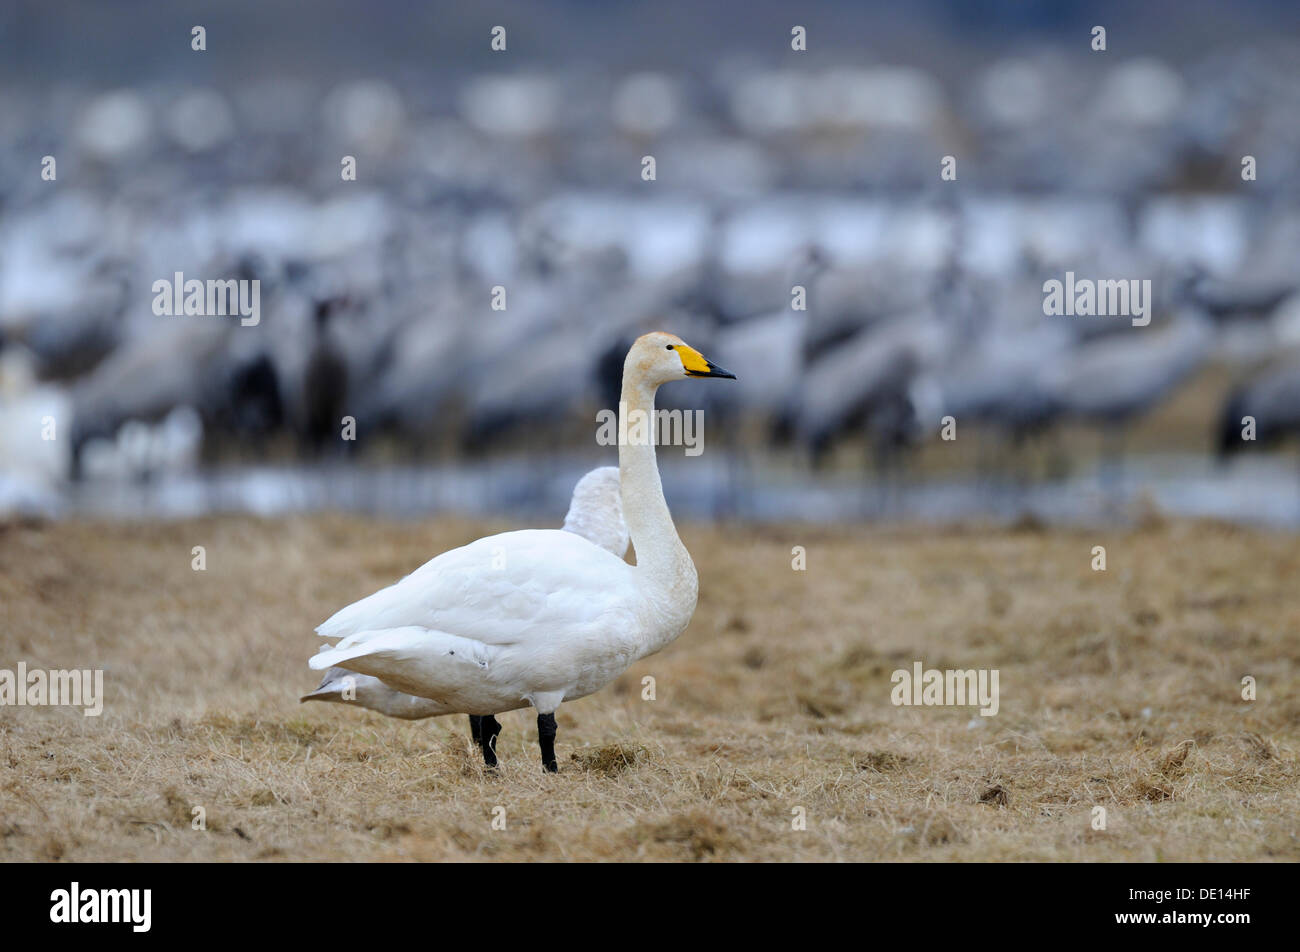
[300,669,449,719]
[303,465,628,717]
[311,530,636,714]
[559,465,628,559]
[306,334,734,770]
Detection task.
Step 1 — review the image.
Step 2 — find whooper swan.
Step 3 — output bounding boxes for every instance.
[309,334,734,770]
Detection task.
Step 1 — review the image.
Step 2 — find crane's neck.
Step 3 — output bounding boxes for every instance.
[618,372,697,600]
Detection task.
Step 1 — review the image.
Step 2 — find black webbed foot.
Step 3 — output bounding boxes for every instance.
[537,712,558,773]
[479,714,502,768]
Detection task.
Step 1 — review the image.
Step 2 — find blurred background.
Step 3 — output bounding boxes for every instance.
[3,0,1300,526]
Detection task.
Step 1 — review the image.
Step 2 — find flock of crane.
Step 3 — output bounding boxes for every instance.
[3,47,1300,518]
[3,200,1298,498]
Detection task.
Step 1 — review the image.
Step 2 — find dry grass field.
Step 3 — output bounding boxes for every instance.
[1,512,1297,862]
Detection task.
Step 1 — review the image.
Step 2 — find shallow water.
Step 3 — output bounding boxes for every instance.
[18,452,1298,530]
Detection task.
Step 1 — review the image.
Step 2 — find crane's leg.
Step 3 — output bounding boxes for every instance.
[1294,448,1300,526]
[1100,423,1127,499]
[479,715,502,768]
[537,712,558,773]
[468,715,482,745]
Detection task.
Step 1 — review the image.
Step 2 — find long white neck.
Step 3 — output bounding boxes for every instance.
[618,370,696,599]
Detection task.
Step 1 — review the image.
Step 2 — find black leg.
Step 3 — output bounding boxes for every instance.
[537,712,558,773]
[479,714,502,768]
[468,715,482,745]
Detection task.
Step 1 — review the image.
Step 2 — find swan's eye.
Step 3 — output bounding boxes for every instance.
[666,344,675,350]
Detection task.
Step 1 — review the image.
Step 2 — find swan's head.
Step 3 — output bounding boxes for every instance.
[628,332,736,386]
[300,666,379,706]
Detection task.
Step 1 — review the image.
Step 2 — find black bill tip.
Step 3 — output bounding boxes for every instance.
[686,360,736,379]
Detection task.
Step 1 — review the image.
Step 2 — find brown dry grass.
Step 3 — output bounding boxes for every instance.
[1,514,1297,862]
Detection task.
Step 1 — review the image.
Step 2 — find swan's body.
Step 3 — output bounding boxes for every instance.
[303,466,629,717]
[313,529,662,714]
[307,335,734,769]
